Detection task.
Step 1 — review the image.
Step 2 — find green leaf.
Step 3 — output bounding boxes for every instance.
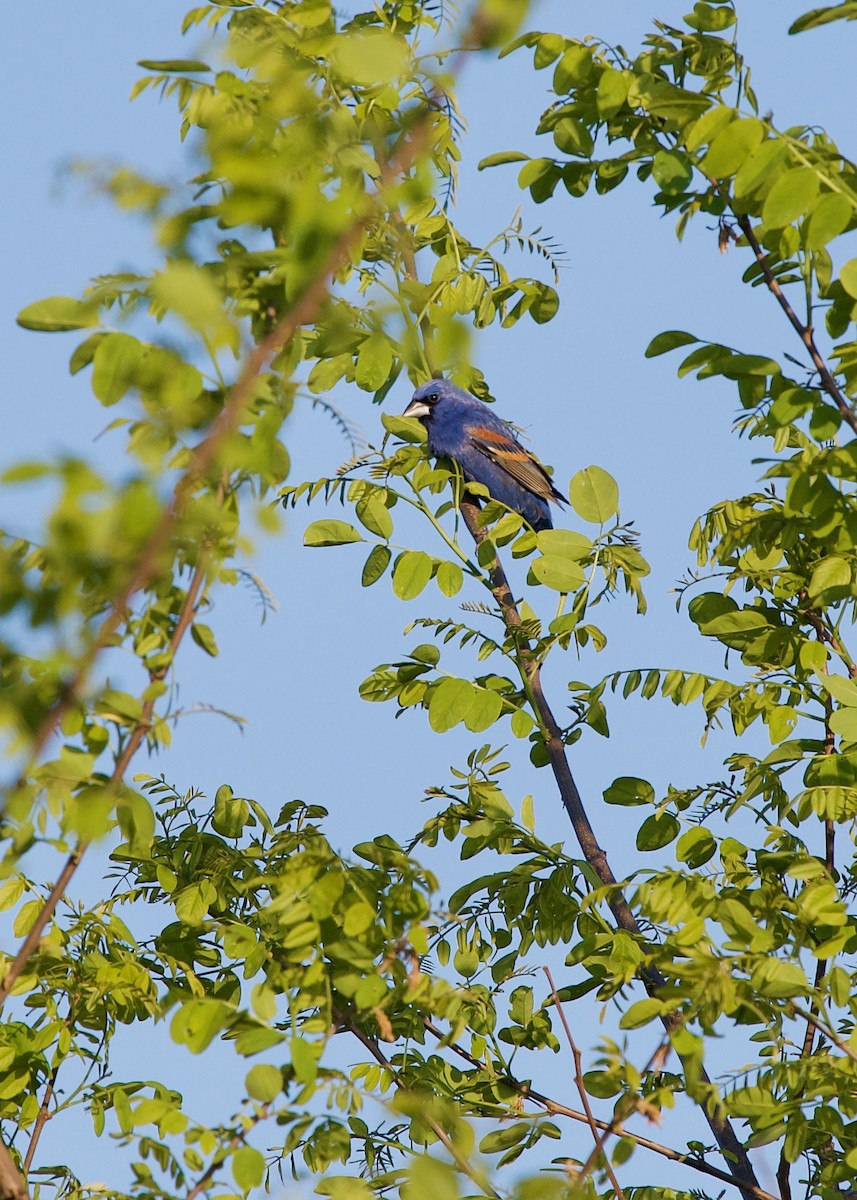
[464,689,503,733]
[685,105,735,153]
[651,149,692,193]
[529,555,586,592]
[361,544,391,587]
[355,493,393,539]
[232,1145,266,1193]
[553,117,594,158]
[636,812,680,851]
[806,192,853,249]
[819,673,857,707]
[355,335,394,393]
[808,555,852,601]
[151,262,234,346]
[750,959,808,999]
[117,792,155,859]
[511,710,535,738]
[0,880,25,914]
[701,116,764,176]
[392,551,433,600]
[686,1,736,30]
[91,333,143,406]
[191,623,219,657]
[790,3,857,34]
[436,560,463,596]
[569,466,619,523]
[381,413,426,443]
[480,1123,530,1153]
[331,28,409,86]
[245,1064,282,1103]
[536,529,592,559]
[596,68,629,117]
[830,708,857,741]
[619,998,663,1029]
[428,677,476,732]
[762,167,820,228]
[411,643,440,665]
[676,826,717,867]
[603,777,654,806]
[645,330,698,358]
[175,880,217,925]
[478,151,529,170]
[138,58,211,71]
[212,784,250,838]
[553,44,593,92]
[840,258,857,299]
[17,295,99,332]
[304,520,364,547]
[170,998,228,1053]
[290,1036,318,1084]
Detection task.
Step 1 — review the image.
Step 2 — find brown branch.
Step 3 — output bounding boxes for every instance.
[22,1071,56,1176]
[0,1141,26,1200]
[185,1106,269,1200]
[457,500,762,1200]
[776,608,840,1196]
[790,1005,857,1064]
[421,1018,778,1200]
[14,214,368,786]
[337,1009,501,1199]
[0,557,207,1010]
[544,967,627,1199]
[734,214,857,437]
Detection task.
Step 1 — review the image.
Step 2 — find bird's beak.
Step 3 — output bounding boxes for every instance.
[402,398,431,419]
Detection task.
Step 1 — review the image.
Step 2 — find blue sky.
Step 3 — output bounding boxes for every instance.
[4,2,857,1194]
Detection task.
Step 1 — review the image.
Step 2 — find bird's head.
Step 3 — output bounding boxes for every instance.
[402,378,471,423]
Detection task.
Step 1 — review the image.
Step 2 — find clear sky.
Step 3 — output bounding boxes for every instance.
[4,2,857,1195]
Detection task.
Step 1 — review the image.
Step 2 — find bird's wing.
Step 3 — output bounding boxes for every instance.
[469,424,565,505]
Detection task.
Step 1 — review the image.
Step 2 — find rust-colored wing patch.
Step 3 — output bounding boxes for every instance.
[469,424,564,505]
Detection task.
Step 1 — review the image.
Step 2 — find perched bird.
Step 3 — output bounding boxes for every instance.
[402,378,566,531]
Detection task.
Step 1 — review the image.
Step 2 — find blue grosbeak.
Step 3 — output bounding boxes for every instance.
[402,379,566,531]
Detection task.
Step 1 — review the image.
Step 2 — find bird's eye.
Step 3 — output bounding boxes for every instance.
[428,392,439,403]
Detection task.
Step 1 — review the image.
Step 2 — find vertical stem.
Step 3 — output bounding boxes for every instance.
[544,967,627,1199]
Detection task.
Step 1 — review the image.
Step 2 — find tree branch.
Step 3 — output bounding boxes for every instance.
[457,499,762,1200]
[0,1142,26,1200]
[420,1018,778,1200]
[185,1106,269,1200]
[734,214,857,437]
[337,1009,501,1200]
[0,558,207,1010]
[544,966,627,1199]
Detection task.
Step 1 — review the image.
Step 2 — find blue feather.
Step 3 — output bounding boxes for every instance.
[402,379,565,531]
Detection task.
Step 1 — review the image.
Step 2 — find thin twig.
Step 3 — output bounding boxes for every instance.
[421,1018,779,1200]
[22,1074,55,1174]
[186,1106,270,1200]
[790,1005,857,1064]
[338,1009,501,1200]
[544,966,627,1200]
[734,214,857,437]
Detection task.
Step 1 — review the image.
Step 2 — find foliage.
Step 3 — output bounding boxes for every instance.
[7,2,857,1200]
